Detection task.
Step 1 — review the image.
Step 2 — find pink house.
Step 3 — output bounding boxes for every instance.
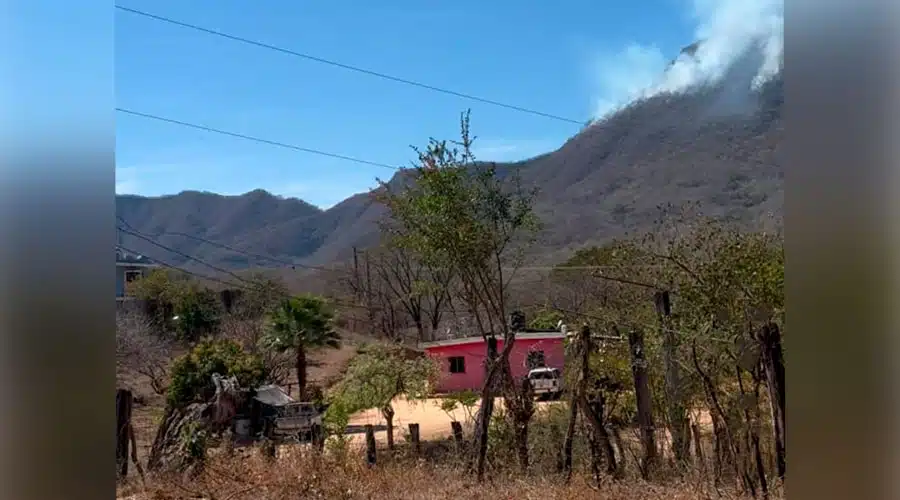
[421,331,567,394]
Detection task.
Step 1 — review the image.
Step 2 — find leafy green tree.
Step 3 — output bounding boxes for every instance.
[438,389,479,426]
[527,308,564,330]
[127,268,187,333]
[321,399,353,455]
[172,284,224,342]
[329,343,438,449]
[626,207,785,490]
[128,269,224,341]
[377,111,539,480]
[259,295,341,400]
[167,338,266,408]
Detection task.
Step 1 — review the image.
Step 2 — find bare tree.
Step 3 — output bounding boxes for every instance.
[345,242,455,343]
[220,316,292,385]
[116,310,173,396]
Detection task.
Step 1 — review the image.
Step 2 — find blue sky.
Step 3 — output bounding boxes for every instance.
[116,0,697,208]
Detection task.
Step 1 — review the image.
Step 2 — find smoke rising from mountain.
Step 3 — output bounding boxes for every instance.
[660,0,783,93]
[592,0,783,119]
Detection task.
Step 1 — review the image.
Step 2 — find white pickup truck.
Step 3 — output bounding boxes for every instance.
[527,367,563,399]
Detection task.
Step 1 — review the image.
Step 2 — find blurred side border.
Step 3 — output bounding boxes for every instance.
[0,0,114,499]
[788,1,900,499]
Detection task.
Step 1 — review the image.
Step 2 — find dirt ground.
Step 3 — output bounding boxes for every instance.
[344,397,561,446]
[344,396,714,452]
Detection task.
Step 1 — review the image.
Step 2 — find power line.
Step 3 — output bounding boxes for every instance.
[118,225,258,286]
[115,5,583,125]
[516,265,666,273]
[118,227,378,311]
[116,108,401,171]
[588,272,665,291]
[119,213,667,282]
[525,302,729,343]
[117,244,245,290]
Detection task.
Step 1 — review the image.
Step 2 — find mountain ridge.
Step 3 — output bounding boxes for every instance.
[117,43,783,273]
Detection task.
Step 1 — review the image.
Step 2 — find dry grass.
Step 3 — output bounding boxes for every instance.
[117,402,783,500]
[117,443,780,500]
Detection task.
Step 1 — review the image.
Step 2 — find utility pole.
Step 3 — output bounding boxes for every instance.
[352,246,363,332]
[363,249,376,335]
[352,247,360,295]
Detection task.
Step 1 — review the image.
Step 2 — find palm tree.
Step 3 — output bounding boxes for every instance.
[260,295,341,400]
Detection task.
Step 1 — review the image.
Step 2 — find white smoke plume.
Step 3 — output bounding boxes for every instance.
[592,0,784,119]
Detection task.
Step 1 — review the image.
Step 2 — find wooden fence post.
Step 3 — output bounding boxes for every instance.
[408,423,421,454]
[116,389,133,479]
[628,327,658,478]
[577,325,618,478]
[311,423,325,452]
[692,422,706,476]
[365,424,377,467]
[450,421,464,447]
[657,290,691,465]
[758,322,786,480]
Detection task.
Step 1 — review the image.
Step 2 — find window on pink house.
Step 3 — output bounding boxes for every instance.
[449,356,466,374]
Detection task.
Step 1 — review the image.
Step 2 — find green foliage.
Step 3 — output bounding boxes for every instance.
[167,338,266,408]
[127,268,185,332]
[172,284,224,341]
[127,269,223,340]
[487,407,514,455]
[528,308,564,330]
[555,212,784,436]
[260,295,340,353]
[179,420,209,462]
[321,398,353,460]
[329,343,439,415]
[437,389,479,424]
[485,403,598,473]
[127,268,186,302]
[561,330,635,425]
[323,399,351,435]
[587,340,636,424]
[377,110,539,336]
[640,212,785,335]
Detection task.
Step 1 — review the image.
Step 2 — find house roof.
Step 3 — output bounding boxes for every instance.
[420,330,566,350]
[116,248,158,267]
[253,384,295,407]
